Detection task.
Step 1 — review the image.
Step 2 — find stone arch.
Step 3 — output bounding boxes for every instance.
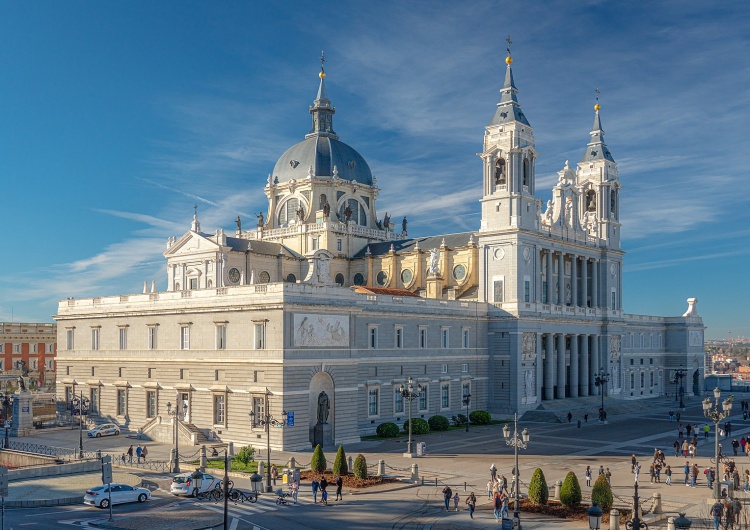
[309,370,335,448]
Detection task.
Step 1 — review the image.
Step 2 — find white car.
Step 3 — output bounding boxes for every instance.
[170,472,222,496]
[87,424,120,438]
[84,483,151,508]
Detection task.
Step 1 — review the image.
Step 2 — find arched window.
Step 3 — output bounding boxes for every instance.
[494,158,506,186]
[523,157,530,187]
[258,271,270,284]
[610,190,618,218]
[586,190,597,212]
[319,194,327,210]
[353,273,365,286]
[335,273,345,286]
[339,198,366,226]
[278,198,305,226]
[286,273,297,283]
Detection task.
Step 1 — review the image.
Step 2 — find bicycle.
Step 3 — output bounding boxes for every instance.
[196,484,224,503]
[229,489,258,504]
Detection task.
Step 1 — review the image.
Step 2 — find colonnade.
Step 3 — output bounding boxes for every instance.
[541,332,602,401]
[540,249,600,308]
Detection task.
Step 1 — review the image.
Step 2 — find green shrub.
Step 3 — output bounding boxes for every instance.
[376,422,400,437]
[591,474,613,512]
[332,445,348,475]
[469,410,492,425]
[560,471,582,508]
[427,415,450,431]
[403,418,430,435]
[235,446,255,466]
[528,467,549,505]
[353,454,367,479]
[451,414,468,427]
[310,444,327,473]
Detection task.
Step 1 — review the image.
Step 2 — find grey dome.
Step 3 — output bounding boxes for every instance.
[272,135,373,185]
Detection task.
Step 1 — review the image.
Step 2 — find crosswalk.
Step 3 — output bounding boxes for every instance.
[190,493,310,520]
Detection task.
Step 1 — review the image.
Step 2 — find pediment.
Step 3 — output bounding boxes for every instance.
[164,231,222,258]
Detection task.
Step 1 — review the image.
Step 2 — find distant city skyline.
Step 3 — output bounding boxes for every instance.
[0,2,747,339]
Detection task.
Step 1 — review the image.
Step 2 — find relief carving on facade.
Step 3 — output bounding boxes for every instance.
[610,335,621,358]
[522,332,536,360]
[688,330,703,347]
[294,313,349,347]
[524,370,536,399]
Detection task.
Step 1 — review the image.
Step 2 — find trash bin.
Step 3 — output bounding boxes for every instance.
[416,442,426,456]
[250,473,263,493]
[282,470,289,484]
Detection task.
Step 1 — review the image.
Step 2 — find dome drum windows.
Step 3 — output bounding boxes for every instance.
[585,190,597,212]
[277,197,307,226]
[335,273,345,286]
[522,157,530,188]
[338,198,367,226]
[376,271,388,286]
[353,273,365,286]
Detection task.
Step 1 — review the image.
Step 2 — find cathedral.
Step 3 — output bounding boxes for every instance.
[55,50,705,451]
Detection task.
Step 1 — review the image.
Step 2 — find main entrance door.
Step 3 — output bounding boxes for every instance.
[180,392,190,422]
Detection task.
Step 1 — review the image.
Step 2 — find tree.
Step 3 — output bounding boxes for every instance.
[310,444,327,473]
[527,467,549,505]
[560,471,582,508]
[235,446,255,466]
[332,445,348,475]
[353,454,367,479]
[591,474,614,512]
[427,415,450,431]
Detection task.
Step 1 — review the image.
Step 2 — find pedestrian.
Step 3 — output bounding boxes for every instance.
[500,474,508,495]
[673,440,680,457]
[633,462,640,483]
[631,454,637,471]
[453,491,460,512]
[490,463,497,482]
[649,463,656,484]
[142,445,148,461]
[466,492,476,519]
[121,453,126,464]
[669,410,674,422]
[676,411,681,422]
[745,470,750,492]
[500,491,509,519]
[567,411,573,423]
[711,500,724,530]
[686,424,692,437]
[605,468,611,485]
[442,484,453,511]
[732,439,740,456]
[726,421,732,437]
[135,444,143,463]
[271,464,278,485]
[704,424,710,439]
[584,413,588,423]
[493,492,502,521]
[684,461,690,485]
[678,423,684,439]
[682,439,689,457]
[320,476,328,505]
[598,465,605,476]
[335,475,343,501]
[291,479,299,504]
[585,466,592,487]
[321,487,328,505]
[127,445,133,463]
[487,479,494,500]
[665,465,672,485]
[311,476,320,503]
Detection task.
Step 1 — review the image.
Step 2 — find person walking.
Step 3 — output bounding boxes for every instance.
[271,464,278,486]
[320,476,328,505]
[684,461,690,485]
[732,439,740,456]
[466,492,476,519]
[487,479,494,500]
[567,411,573,423]
[453,491,460,512]
[633,462,641,483]
[649,463,656,484]
[335,475,343,501]
[598,465,605,476]
[126,445,133,464]
[135,444,143,463]
[499,491,509,519]
[682,439,689,457]
[442,484,453,511]
[490,463,497,482]
[493,492,502,522]
[142,445,148,461]
[673,439,680,457]
[665,465,672,485]
[605,468,612,485]
[311,477,320,503]
[585,466,592,487]
[678,423,684,439]
[291,479,299,504]
[711,500,724,530]
[704,424,710,439]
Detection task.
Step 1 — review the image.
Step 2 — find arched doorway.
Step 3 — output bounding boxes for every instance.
[693,370,700,397]
[309,371,334,448]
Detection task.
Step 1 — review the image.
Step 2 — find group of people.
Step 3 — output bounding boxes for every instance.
[310,475,343,505]
[121,444,148,464]
[584,465,612,487]
[441,485,479,519]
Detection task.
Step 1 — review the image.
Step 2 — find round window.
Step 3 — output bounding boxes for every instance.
[286,274,297,283]
[259,271,271,284]
[376,271,388,286]
[335,273,345,286]
[453,264,467,281]
[353,273,365,286]
[401,269,413,285]
[228,268,240,284]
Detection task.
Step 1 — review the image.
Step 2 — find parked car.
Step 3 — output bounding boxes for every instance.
[84,483,151,508]
[170,472,222,496]
[87,423,120,438]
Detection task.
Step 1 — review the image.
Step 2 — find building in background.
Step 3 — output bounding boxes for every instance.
[0,322,56,390]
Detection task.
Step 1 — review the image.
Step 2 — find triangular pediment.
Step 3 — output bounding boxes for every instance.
[163,231,222,258]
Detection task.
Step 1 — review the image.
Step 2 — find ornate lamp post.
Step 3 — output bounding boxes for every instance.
[165,401,183,473]
[462,390,471,433]
[674,366,687,409]
[249,389,288,493]
[502,413,530,528]
[222,444,234,530]
[399,377,423,457]
[71,392,89,459]
[2,393,10,449]
[587,501,603,530]
[703,387,733,500]
[625,482,647,529]
[594,370,610,422]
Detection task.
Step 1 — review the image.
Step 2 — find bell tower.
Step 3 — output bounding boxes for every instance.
[479,38,540,233]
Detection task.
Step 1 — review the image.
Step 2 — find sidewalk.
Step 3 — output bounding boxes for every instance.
[7,471,141,507]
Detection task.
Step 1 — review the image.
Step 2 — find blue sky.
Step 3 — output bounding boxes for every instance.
[0,2,748,340]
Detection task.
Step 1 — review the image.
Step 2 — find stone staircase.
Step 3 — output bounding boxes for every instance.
[181,422,212,445]
[520,395,677,423]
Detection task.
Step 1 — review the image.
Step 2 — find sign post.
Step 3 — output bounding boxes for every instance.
[0,465,8,530]
[101,455,113,522]
[286,411,294,427]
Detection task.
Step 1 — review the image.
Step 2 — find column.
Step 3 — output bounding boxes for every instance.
[580,335,590,397]
[569,334,579,398]
[591,259,598,308]
[556,334,566,399]
[546,250,553,304]
[557,252,565,305]
[535,249,543,303]
[591,335,600,395]
[544,333,554,400]
[582,258,588,308]
[571,255,578,307]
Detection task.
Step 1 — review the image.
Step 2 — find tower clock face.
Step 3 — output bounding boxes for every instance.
[228,268,240,284]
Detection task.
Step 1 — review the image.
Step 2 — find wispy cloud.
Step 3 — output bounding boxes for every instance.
[625,249,750,273]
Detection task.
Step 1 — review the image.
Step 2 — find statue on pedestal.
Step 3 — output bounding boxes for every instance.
[317,391,330,424]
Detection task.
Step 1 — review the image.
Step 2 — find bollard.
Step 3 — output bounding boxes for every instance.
[577,419,581,428]
[378,459,385,476]
[348,455,353,472]
[96,450,101,459]
[411,463,419,483]
[289,456,296,470]
[609,509,620,530]
[553,480,562,501]
[421,476,424,486]
[258,460,265,478]
[436,477,438,487]
[652,492,662,514]
[200,445,207,472]
[667,516,675,530]
[464,481,467,491]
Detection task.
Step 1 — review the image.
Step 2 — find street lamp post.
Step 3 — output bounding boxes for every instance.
[674,366,687,409]
[71,392,89,459]
[399,377,423,457]
[462,391,471,433]
[249,389,288,493]
[2,393,10,449]
[625,482,647,529]
[165,401,182,473]
[702,387,733,500]
[594,371,610,422]
[222,445,234,530]
[502,413,530,529]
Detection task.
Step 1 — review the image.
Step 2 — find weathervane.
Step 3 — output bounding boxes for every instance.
[320,50,325,72]
[193,204,198,216]
[595,87,600,102]
[506,34,512,56]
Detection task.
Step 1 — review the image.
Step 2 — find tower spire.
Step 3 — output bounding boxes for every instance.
[488,35,530,126]
[580,87,614,162]
[307,51,338,139]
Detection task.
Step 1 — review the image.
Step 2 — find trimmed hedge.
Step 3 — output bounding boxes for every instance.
[528,467,549,505]
[469,410,492,425]
[332,445,348,476]
[427,415,450,431]
[310,444,327,473]
[591,474,613,511]
[451,414,468,427]
[376,422,400,438]
[353,454,367,479]
[403,418,430,435]
[560,471,582,508]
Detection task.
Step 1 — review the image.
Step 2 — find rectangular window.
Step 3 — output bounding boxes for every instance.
[441,384,450,409]
[630,373,635,389]
[542,281,547,304]
[90,387,98,414]
[180,326,190,350]
[117,388,128,416]
[216,325,226,350]
[640,372,645,388]
[48,360,53,369]
[418,385,428,412]
[179,368,184,380]
[147,368,152,378]
[65,386,73,403]
[462,382,471,400]
[48,343,53,353]
[91,329,99,351]
[119,328,127,350]
[252,397,265,424]
[368,388,379,416]
[12,344,20,354]
[419,327,427,349]
[441,363,448,374]
[66,329,74,350]
[213,394,225,425]
[394,388,404,414]
[493,280,504,303]
[254,323,266,349]
[395,326,403,349]
[630,334,635,348]
[32,344,37,353]
[368,326,378,349]
[441,328,449,348]
[337,239,342,252]
[462,363,468,373]
[146,391,156,418]
[189,278,198,290]
[311,237,319,251]
[524,280,531,302]
[462,329,469,349]
[148,326,157,350]
[611,290,616,310]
